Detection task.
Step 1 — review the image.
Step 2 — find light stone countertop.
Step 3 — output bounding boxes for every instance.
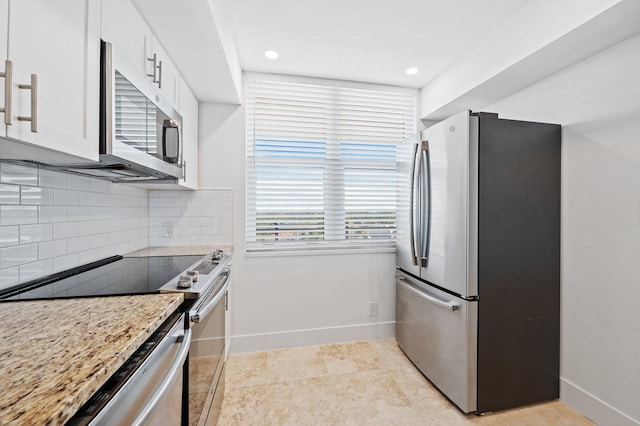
[0,293,184,425]
[125,245,233,257]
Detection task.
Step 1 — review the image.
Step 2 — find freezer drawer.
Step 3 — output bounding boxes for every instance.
[396,273,477,413]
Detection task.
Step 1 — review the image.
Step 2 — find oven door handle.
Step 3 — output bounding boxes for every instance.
[131,328,191,426]
[190,269,231,323]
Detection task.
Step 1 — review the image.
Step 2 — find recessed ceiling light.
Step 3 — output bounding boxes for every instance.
[405,67,419,75]
[265,50,279,60]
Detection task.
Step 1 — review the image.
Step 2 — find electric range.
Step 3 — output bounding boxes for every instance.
[0,250,230,302]
[0,249,231,426]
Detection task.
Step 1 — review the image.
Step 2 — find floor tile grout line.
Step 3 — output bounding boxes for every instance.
[219,339,594,426]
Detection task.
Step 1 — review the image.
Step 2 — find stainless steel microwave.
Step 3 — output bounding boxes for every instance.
[0,41,184,183]
[98,40,183,181]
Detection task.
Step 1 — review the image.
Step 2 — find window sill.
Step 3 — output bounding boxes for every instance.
[244,245,396,258]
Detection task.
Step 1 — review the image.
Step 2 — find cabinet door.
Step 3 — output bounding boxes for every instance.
[153,37,180,110]
[6,0,100,161]
[101,0,154,85]
[178,76,198,189]
[0,0,8,134]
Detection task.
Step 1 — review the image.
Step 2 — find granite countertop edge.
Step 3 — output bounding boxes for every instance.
[0,293,184,425]
[59,294,184,423]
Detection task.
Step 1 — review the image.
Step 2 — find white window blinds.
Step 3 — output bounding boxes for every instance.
[246,77,416,253]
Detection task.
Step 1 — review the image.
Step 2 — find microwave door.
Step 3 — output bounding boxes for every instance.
[114,71,155,155]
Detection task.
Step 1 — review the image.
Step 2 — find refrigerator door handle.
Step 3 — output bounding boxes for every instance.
[409,143,420,266]
[418,141,431,267]
[397,277,461,311]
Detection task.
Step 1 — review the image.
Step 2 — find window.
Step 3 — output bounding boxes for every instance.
[246,76,416,253]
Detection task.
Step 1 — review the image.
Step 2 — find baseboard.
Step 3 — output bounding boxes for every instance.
[230,321,395,353]
[561,378,639,426]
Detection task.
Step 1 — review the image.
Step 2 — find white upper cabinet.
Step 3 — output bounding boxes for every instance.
[2,0,100,161]
[102,0,181,112]
[101,0,153,83]
[152,38,180,111]
[0,0,8,128]
[178,76,198,189]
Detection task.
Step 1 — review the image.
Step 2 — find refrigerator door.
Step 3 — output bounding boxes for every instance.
[420,111,478,298]
[396,133,422,277]
[396,271,477,413]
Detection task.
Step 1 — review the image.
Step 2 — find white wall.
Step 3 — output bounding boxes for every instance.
[199,101,396,353]
[485,34,640,426]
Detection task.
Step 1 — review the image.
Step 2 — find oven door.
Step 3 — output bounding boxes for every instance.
[188,269,230,426]
[69,313,191,426]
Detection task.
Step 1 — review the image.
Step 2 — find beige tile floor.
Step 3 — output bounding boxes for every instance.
[216,339,593,425]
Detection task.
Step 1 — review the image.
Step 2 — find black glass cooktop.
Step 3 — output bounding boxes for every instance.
[0,255,203,301]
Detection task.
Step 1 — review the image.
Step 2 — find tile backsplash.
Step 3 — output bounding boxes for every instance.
[148,189,233,247]
[0,162,149,289]
[0,163,235,290]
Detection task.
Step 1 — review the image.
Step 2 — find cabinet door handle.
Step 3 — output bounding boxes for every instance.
[147,53,158,83]
[0,60,13,125]
[0,60,12,125]
[18,74,37,133]
[182,160,187,181]
[156,60,162,89]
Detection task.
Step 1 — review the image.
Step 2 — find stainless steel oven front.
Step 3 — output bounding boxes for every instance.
[68,312,191,426]
[1,251,230,426]
[187,267,230,426]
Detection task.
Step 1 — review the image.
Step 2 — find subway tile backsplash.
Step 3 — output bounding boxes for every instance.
[0,163,149,289]
[0,162,38,186]
[0,162,235,291]
[148,189,233,247]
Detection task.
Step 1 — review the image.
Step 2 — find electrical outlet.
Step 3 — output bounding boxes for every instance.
[368,301,377,317]
[162,221,174,237]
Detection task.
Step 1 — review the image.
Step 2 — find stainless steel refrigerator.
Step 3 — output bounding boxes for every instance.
[395,110,560,413]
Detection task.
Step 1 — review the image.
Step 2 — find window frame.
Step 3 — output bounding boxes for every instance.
[245,73,417,254]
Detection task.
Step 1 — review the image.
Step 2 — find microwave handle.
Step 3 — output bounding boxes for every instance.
[162,118,183,169]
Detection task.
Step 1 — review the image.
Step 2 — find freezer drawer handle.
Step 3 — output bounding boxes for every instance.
[397,277,461,311]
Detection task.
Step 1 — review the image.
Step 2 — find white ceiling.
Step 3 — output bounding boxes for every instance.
[137,1,640,119]
[216,0,530,88]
